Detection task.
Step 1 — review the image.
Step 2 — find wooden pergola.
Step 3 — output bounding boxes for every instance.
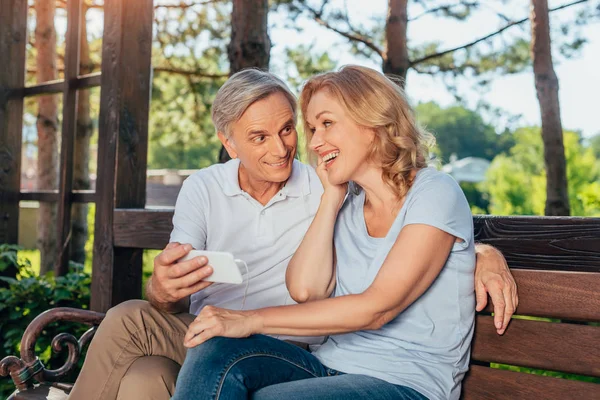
[0,0,158,312]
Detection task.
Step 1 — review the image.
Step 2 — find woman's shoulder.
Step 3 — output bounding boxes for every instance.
[411,167,463,197]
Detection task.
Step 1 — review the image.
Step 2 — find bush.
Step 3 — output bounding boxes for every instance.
[0,244,91,397]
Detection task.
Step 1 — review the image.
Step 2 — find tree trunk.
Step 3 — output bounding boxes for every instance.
[71,4,93,266]
[35,0,59,274]
[383,0,409,86]
[220,0,271,163]
[530,0,570,216]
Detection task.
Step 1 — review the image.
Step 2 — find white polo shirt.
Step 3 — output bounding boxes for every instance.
[170,159,323,342]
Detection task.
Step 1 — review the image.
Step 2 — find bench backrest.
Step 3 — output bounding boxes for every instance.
[461,216,600,399]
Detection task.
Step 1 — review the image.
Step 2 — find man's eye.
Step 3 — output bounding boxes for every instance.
[282,126,293,135]
[253,135,266,143]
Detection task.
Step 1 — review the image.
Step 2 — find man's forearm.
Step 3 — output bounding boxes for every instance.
[146,276,190,314]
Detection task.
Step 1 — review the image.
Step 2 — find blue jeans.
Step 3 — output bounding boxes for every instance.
[172,335,427,400]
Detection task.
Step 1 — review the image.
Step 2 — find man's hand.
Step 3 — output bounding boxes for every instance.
[148,242,214,312]
[183,306,261,348]
[474,244,519,335]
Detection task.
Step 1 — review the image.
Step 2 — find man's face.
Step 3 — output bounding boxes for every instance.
[219,92,298,184]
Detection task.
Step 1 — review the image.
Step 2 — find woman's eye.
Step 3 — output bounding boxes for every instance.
[323,121,332,128]
[309,127,316,134]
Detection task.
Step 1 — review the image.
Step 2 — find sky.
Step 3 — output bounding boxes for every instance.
[269,0,600,139]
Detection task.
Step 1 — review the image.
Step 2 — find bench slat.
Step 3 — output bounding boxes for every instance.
[462,365,600,400]
[472,316,600,377]
[484,269,600,321]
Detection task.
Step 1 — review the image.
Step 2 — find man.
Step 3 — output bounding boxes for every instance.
[69,69,517,400]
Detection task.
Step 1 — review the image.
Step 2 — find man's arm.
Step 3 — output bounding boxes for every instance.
[474,243,519,335]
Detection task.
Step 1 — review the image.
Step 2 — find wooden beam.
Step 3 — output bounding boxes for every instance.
[92,0,154,312]
[462,365,600,400]
[472,316,600,377]
[56,0,82,276]
[19,189,95,203]
[113,209,173,249]
[0,1,28,248]
[474,215,600,273]
[11,73,101,98]
[483,269,600,321]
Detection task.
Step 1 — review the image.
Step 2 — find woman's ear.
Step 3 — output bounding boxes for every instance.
[217,132,238,159]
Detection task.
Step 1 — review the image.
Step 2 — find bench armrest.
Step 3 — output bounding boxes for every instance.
[0,307,105,391]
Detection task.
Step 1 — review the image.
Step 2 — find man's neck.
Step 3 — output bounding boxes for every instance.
[238,165,286,206]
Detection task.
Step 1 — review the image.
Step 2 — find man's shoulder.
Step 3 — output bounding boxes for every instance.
[184,161,234,189]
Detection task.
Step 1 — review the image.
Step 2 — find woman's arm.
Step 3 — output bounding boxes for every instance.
[285,197,338,303]
[184,223,456,347]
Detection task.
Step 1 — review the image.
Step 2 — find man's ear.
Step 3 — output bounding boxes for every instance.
[217,132,238,159]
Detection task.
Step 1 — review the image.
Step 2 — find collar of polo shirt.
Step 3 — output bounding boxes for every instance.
[220,159,310,198]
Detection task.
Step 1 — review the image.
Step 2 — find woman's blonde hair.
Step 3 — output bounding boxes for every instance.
[299,65,435,198]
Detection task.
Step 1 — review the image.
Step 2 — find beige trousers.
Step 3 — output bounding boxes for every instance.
[68,300,195,400]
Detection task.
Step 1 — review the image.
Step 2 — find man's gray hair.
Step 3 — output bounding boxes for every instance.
[211,69,297,137]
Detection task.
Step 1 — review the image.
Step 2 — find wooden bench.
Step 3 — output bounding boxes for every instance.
[2,215,599,399]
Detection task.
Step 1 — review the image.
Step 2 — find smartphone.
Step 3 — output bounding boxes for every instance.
[177,250,244,284]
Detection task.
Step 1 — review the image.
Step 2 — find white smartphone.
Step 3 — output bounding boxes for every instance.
[177,250,244,284]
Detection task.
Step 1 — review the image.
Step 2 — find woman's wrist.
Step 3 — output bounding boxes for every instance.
[249,310,265,335]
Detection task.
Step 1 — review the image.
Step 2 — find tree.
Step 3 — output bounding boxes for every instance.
[384,0,409,83]
[219,0,271,163]
[589,133,600,159]
[414,102,513,162]
[531,0,570,216]
[283,0,593,94]
[484,128,599,216]
[35,0,59,275]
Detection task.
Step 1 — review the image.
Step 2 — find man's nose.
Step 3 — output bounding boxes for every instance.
[271,136,287,157]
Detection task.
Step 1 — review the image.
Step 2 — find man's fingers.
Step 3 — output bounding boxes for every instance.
[167,256,209,279]
[475,280,488,312]
[157,243,193,266]
[165,242,180,250]
[498,288,514,334]
[176,264,213,288]
[179,280,213,299]
[488,283,506,332]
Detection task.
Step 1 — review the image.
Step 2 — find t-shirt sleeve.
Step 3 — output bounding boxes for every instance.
[169,175,208,250]
[403,173,473,249]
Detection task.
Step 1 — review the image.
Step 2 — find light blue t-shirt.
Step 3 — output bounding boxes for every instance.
[313,167,476,400]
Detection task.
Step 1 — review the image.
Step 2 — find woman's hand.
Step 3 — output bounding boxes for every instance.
[316,155,348,210]
[183,306,262,348]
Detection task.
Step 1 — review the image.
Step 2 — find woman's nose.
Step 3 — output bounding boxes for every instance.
[309,129,324,152]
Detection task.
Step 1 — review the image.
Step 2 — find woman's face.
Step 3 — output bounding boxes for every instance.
[306,90,375,185]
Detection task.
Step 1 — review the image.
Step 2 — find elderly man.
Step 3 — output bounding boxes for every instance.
[69,69,517,400]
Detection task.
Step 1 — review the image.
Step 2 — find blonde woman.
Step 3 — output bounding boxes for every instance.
[172,66,476,400]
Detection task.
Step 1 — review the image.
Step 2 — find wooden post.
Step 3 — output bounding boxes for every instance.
[55,0,82,276]
[92,0,153,312]
[0,1,28,255]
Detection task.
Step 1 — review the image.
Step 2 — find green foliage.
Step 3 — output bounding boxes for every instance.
[415,102,512,162]
[0,245,91,397]
[484,128,600,216]
[285,44,336,92]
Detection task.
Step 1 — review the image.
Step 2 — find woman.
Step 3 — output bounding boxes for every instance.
[172,65,476,400]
